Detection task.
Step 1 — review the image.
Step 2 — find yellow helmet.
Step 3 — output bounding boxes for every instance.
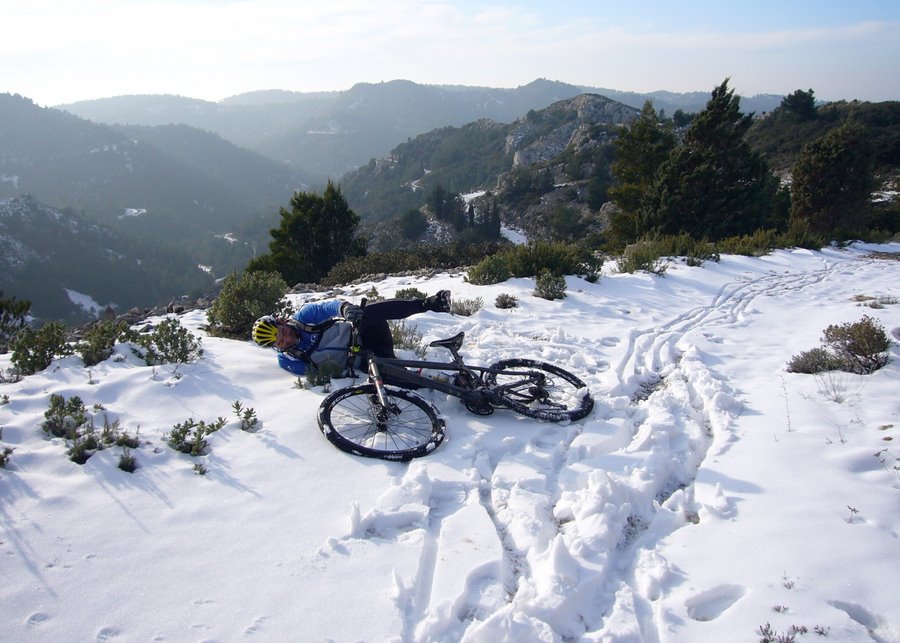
[252,315,279,347]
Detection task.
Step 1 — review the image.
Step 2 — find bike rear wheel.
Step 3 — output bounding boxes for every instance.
[317,384,445,461]
[485,359,594,422]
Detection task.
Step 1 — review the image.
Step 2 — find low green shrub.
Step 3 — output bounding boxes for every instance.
[322,241,506,286]
[717,229,780,257]
[10,321,73,375]
[617,241,669,276]
[534,270,567,300]
[644,233,720,265]
[207,270,291,337]
[451,296,484,317]
[823,315,892,374]
[363,286,384,302]
[787,315,892,375]
[394,287,427,300]
[778,219,824,250]
[0,445,12,468]
[165,417,226,456]
[42,394,139,465]
[137,318,203,366]
[1,428,13,469]
[232,401,259,432]
[67,428,100,465]
[468,242,602,285]
[77,320,138,367]
[495,293,519,309]
[118,448,138,473]
[786,347,844,374]
[389,321,427,358]
[43,394,88,439]
[467,255,513,285]
[304,359,346,389]
[99,416,140,448]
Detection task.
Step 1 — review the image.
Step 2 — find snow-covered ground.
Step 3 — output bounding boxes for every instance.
[1,243,899,642]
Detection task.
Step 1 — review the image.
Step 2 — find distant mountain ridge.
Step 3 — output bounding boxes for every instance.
[338,92,641,244]
[58,79,785,181]
[0,92,309,273]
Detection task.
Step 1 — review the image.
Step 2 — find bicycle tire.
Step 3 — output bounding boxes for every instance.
[317,384,445,461]
[485,358,594,422]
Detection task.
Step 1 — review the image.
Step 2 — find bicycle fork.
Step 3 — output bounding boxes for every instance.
[368,359,391,412]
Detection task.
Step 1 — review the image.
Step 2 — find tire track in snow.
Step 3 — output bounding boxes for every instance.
[613,259,838,397]
[457,257,848,640]
[308,255,856,641]
[576,257,845,639]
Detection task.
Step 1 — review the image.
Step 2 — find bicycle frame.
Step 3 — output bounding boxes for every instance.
[355,350,496,406]
[316,314,595,460]
[336,306,556,412]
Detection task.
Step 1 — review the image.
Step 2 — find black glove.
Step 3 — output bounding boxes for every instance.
[340,302,364,322]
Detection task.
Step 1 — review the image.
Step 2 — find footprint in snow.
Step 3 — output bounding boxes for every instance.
[685,584,746,621]
[95,626,120,641]
[27,612,50,626]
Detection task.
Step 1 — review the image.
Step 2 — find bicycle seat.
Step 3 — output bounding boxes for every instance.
[429,332,465,352]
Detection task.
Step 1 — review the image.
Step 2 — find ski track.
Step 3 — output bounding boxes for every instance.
[313,254,859,641]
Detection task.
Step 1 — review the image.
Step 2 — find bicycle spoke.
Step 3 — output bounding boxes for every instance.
[319,384,445,459]
[485,359,593,422]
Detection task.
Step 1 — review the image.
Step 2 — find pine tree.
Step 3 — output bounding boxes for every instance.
[247,181,364,285]
[780,89,817,121]
[607,101,676,244]
[1,291,31,353]
[644,80,780,240]
[790,119,875,237]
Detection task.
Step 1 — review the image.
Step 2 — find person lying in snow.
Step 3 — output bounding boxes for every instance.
[251,290,452,376]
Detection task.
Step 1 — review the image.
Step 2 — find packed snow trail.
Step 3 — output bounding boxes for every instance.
[2,244,898,642]
[301,252,857,641]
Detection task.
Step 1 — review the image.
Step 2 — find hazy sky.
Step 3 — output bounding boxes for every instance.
[3,0,898,106]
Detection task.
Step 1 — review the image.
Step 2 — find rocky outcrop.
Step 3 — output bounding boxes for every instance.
[505,94,638,167]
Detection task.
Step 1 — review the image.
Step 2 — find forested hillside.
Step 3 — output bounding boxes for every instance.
[0,93,308,276]
[0,195,213,321]
[337,87,898,251]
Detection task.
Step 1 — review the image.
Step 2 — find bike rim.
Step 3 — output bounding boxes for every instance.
[328,390,438,453]
[490,361,591,419]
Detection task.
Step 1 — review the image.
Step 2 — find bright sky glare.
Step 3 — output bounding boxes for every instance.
[2,0,898,106]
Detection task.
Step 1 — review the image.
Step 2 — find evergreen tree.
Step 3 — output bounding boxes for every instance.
[548,205,585,242]
[247,181,364,284]
[790,119,875,237]
[430,185,447,221]
[397,209,428,240]
[1,291,31,353]
[644,79,780,240]
[780,89,817,121]
[607,101,676,244]
[490,203,502,239]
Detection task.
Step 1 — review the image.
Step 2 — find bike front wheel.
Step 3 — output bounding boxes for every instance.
[317,384,446,461]
[485,358,594,422]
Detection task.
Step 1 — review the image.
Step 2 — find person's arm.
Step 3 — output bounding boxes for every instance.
[295,300,344,325]
[277,351,307,375]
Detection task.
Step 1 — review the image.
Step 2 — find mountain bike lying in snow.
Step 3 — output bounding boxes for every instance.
[316,314,594,461]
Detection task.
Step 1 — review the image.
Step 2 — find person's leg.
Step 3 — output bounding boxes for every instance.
[362,291,451,322]
[362,299,424,323]
[360,320,396,358]
[357,291,452,358]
